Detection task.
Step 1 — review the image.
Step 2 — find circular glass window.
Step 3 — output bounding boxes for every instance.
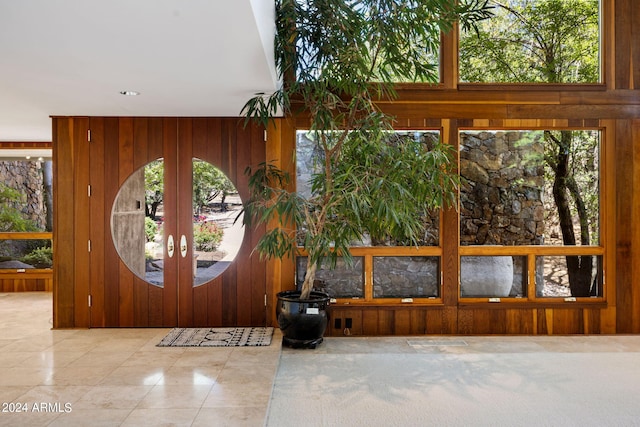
[111,158,244,287]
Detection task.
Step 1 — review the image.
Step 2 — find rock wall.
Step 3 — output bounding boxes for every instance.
[0,160,46,230]
[460,131,545,245]
[295,131,547,298]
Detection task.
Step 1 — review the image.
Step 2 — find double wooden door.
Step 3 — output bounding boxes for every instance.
[87,117,266,327]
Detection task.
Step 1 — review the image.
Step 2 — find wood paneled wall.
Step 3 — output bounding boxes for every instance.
[270,0,640,335]
[53,117,266,328]
[51,0,640,334]
[0,274,52,292]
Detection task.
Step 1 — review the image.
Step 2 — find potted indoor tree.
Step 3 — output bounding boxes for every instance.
[242,0,492,347]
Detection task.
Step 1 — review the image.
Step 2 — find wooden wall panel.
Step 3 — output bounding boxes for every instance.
[49,1,640,335]
[505,310,535,335]
[103,118,121,327]
[53,118,80,328]
[73,119,91,327]
[615,120,635,332]
[89,118,106,326]
[54,116,267,328]
[615,119,640,333]
[234,122,253,327]
[615,0,633,89]
[0,277,51,292]
[177,118,194,327]
[425,309,445,334]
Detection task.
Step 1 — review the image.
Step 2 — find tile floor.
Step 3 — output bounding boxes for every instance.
[0,292,281,427]
[6,292,640,426]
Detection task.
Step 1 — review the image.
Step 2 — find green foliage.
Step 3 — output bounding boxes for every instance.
[0,183,38,232]
[144,159,164,219]
[144,159,237,219]
[21,246,53,268]
[242,0,491,298]
[193,221,224,252]
[460,0,600,83]
[144,216,158,242]
[459,0,600,295]
[243,0,493,128]
[192,160,237,213]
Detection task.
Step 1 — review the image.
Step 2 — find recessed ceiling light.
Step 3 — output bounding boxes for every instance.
[120,90,140,96]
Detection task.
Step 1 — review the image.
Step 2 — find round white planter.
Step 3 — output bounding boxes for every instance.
[460,256,514,297]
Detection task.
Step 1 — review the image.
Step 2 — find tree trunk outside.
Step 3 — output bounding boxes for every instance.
[551,131,593,297]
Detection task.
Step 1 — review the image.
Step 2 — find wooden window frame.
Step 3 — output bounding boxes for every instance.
[455,123,611,307]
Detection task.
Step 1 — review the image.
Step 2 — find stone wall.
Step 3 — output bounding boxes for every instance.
[460,131,545,246]
[0,160,46,230]
[295,131,547,298]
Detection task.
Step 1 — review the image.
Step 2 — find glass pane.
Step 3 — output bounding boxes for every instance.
[0,239,52,269]
[460,130,600,246]
[460,256,527,298]
[0,159,53,232]
[373,256,439,298]
[296,256,364,299]
[192,159,244,287]
[536,255,603,297]
[112,160,162,286]
[459,0,601,83]
[296,130,442,246]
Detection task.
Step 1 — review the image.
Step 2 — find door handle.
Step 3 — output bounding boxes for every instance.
[180,235,188,258]
[167,234,175,258]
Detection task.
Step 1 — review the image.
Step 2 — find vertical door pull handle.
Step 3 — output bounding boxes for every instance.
[180,235,188,258]
[167,235,175,258]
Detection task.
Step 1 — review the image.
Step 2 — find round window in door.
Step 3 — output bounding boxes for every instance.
[192,158,244,286]
[111,158,244,287]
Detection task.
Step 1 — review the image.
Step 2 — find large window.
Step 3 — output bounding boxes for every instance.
[459,0,601,84]
[295,130,444,301]
[293,127,605,302]
[0,150,53,271]
[459,129,603,299]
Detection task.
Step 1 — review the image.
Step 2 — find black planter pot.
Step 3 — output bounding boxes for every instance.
[276,290,330,349]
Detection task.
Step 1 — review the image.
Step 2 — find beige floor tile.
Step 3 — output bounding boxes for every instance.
[47,409,132,427]
[120,408,200,427]
[0,367,52,387]
[171,347,233,367]
[1,293,282,426]
[215,362,280,385]
[46,365,116,386]
[202,381,272,408]
[98,365,165,386]
[49,337,109,353]
[73,385,154,409]
[120,350,183,368]
[88,338,154,353]
[0,386,33,402]
[72,349,137,367]
[18,350,86,369]
[193,406,266,427]
[0,410,62,427]
[0,351,41,368]
[14,385,94,406]
[156,365,222,386]
[136,384,213,409]
[225,346,282,367]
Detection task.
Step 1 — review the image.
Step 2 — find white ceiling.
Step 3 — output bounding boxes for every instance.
[0,0,278,142]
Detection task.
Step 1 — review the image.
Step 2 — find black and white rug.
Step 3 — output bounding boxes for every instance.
[157,327,274,347]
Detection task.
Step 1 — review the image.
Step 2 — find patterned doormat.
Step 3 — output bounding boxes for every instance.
[157,327,274,347]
